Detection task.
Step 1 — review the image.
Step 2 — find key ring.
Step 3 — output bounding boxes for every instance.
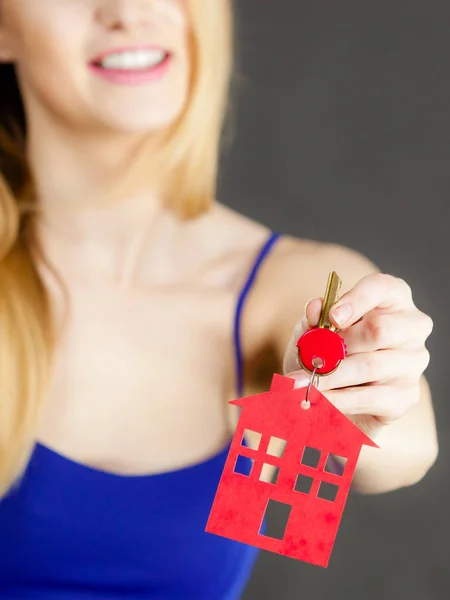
[301,357,324,410]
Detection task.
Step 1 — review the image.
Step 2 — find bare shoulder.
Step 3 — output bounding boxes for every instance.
[203,205,378,289]
[260,234,380,299]
[205,204,379,336]
[204,205,379,346]
[201,203,272,252]
[205,206,381,387]
[194,203,273,282]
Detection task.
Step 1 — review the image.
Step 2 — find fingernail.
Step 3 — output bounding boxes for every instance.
[331,303,353,327]
[293,373,310,389]
[304,298,313,312]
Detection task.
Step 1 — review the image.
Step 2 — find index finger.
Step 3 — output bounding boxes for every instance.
[329,273,414,329]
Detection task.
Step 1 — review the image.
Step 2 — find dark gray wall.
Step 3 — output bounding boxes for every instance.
[219,1,450,598]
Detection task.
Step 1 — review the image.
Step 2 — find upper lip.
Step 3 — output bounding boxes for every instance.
[90,45,169,64]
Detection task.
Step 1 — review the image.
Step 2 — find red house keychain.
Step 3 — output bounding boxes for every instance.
[206,272,378,568]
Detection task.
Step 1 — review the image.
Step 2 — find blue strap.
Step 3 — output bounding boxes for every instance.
[233,232,281,397]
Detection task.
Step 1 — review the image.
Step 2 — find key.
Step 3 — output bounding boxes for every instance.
[296,271,347,376]
[317,271,341,331]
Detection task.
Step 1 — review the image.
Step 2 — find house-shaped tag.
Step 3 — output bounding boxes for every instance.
[206,373,378,568]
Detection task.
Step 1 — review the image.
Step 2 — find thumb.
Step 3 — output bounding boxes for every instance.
[282,297,323,374]
[305,297,323,327]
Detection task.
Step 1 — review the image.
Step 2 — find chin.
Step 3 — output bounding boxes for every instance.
[87,69,189,134]
[101,111,181,134]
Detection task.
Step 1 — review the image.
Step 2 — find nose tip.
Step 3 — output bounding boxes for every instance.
[97,0,154,31]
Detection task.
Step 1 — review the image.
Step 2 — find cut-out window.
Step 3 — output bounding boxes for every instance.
[324,453,347,475]
[317,481,339,502]
[294,474,314,494]
[234,455,253,476]
[243,429,262,450]
[267,436,287,457]
[259,465,280,484]
[300,446,321,468]
[259,499,292,540]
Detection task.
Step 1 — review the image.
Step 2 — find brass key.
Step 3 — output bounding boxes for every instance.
[317,271,342,331]
[296,271,347,376]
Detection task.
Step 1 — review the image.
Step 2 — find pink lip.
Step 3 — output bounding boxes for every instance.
[88,47,171,86]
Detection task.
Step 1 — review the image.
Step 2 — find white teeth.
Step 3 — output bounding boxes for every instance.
[100,50,166,70]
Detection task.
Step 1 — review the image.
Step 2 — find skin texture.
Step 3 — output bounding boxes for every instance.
[0,1,438,491]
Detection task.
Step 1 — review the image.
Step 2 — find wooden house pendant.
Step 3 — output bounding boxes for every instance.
[205,374,378,568]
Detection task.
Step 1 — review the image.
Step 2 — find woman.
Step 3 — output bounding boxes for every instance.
[0,1,438,598]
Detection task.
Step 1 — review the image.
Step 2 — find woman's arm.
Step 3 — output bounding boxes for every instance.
[257,237,438,495]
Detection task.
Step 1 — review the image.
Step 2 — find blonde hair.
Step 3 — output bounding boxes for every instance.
[0,0,234,496]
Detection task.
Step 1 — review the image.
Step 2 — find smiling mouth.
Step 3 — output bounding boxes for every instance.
[91,49,170,71]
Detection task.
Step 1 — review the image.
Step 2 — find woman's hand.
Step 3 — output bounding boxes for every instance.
[283,273,434,439]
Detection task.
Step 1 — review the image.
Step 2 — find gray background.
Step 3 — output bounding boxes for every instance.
[219,1,450,598]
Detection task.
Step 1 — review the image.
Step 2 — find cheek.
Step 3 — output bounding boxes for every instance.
[11,11,90,122]
[5,0,85,56]
[155,0,192,63]
[17,45,84,126]
[154,0,190,28]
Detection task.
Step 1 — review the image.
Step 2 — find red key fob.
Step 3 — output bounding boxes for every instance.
[296,327,347,376]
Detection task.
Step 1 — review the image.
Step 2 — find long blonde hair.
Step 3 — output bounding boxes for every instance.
[0,0,234,497]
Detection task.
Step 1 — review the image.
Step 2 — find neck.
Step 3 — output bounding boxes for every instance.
[26,111,177,288]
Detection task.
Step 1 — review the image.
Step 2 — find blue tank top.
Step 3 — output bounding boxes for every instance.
[0,231,281,599]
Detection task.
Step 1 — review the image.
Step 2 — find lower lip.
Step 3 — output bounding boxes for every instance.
[88,54,171,86]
